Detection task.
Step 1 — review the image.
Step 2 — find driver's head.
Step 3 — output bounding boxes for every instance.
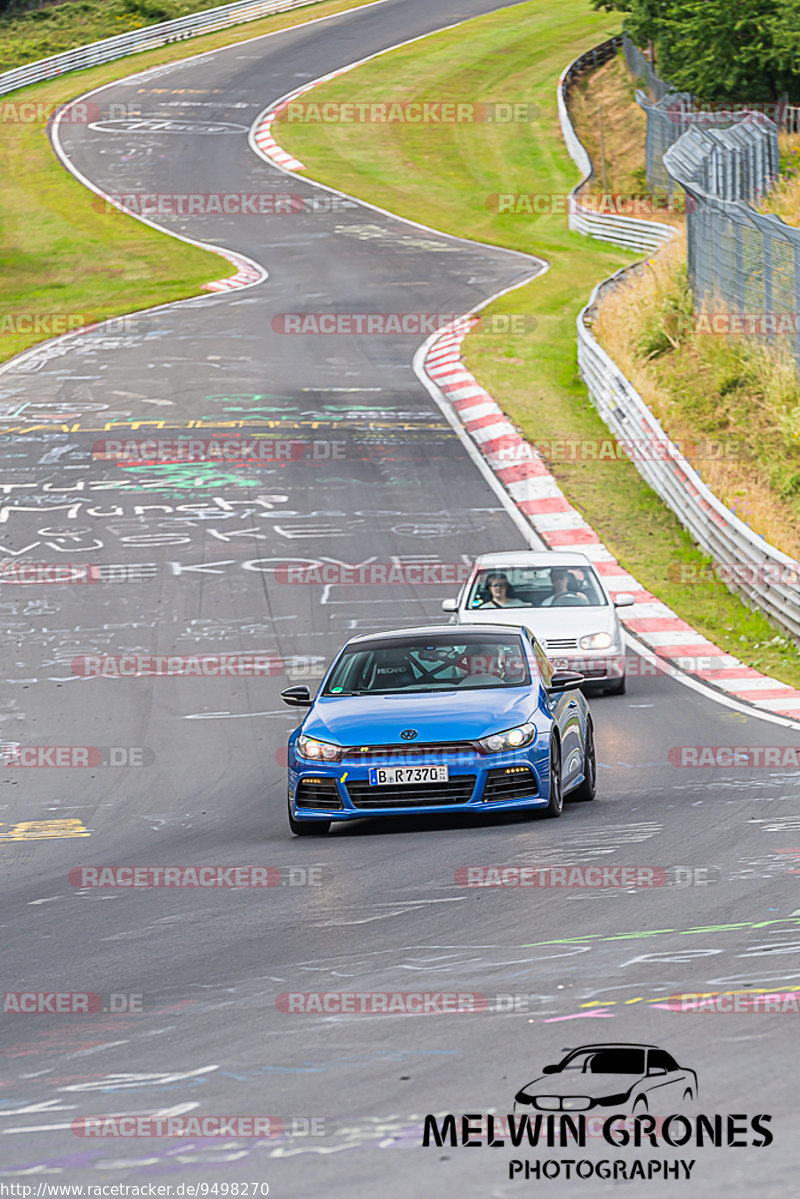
[550,568,569,593]
[486,573,510,595]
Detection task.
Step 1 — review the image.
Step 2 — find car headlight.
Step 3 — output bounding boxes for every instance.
[297,735,343,762]
[579,631,614,651]
[477,722,536,754]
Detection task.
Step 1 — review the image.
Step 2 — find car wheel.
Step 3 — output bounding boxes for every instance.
[632,1096,648,1115]
[543,738,564,818]
[288,797,330,837]
[604,674,626,695]
[682,1088,694,1103]
[568,718,596,802]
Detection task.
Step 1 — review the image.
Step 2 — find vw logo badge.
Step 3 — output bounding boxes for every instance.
[400,729,418,741]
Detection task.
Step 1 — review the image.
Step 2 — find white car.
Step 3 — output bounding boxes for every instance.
[442,550,634,694]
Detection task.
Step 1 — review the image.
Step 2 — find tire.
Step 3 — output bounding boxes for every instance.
[632,1096,648,1115]
[543,737,564,818]
[569,718,596,802]
[604,674,626,695]
[288,797,330,837]
[682,1088,694,1104]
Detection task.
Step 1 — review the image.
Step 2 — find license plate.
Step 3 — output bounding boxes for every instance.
[369,765,449,785]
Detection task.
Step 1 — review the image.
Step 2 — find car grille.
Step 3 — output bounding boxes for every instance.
[530,1096,592,1112]
[543,638,579,651]
[343,741,475,761]
[295,777,343,810]
[346,775,477,808]
[482,767,538,802]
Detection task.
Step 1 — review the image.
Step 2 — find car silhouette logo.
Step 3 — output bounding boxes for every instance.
[514,1042,698,1116]
[400,729,418,740]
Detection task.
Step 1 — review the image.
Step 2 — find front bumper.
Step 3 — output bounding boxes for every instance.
[547,649,625,685]
[288,743,550,822]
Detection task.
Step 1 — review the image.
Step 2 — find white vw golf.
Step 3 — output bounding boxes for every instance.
[442,550,634,694]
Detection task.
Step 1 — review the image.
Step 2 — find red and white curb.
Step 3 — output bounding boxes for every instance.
[250,64,359,172]
[424,319,800,720]
[252,100,306,172]
[202,249,266,292]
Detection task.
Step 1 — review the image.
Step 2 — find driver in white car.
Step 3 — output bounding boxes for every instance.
[540,567,589,606]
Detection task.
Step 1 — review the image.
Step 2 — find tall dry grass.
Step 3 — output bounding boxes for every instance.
[593,231,800,559]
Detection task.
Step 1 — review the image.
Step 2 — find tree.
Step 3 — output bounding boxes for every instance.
[592,0,800,101]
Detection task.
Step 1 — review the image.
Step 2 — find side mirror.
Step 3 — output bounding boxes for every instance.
[441,598,458,613]
[614,593,636,608]
[547,671,584,694]
[542,1064,559,1075]
[281,685,312,707]
[648,1066,668,1076]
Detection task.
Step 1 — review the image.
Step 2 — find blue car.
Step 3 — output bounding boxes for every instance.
[281,624,596,836]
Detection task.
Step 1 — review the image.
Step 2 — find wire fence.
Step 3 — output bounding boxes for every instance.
[621,33,670,103]
[637,90,782,198]
[663,122,800,370]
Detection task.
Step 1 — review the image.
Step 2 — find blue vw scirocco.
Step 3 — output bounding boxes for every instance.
[281,624,595,835]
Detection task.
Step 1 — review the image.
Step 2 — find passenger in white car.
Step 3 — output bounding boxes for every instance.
[479,573,526,608]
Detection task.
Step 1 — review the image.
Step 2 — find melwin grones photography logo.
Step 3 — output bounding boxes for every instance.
[421,1042,774,1183]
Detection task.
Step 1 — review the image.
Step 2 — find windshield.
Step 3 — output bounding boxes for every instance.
[323,634,532,695]
[559,1049,646,1075]
[467,566,607,609]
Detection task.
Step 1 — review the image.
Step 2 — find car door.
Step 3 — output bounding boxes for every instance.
[642,1049,688,1108]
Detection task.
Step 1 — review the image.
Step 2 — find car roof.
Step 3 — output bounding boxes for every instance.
[345,623,532,645]
[561,1043,659,1052]
[471,550,594,569]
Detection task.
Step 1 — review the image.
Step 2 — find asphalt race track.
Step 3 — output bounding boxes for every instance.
[2,1,800,1194]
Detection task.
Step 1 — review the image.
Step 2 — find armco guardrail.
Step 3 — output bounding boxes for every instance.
[557,36,675,254]
[577,270,800,641]
[0,0,318,97]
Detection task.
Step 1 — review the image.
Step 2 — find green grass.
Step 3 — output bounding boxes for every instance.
[276,0,800,689]
[0,0,243,72]
[0,0,381,363]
